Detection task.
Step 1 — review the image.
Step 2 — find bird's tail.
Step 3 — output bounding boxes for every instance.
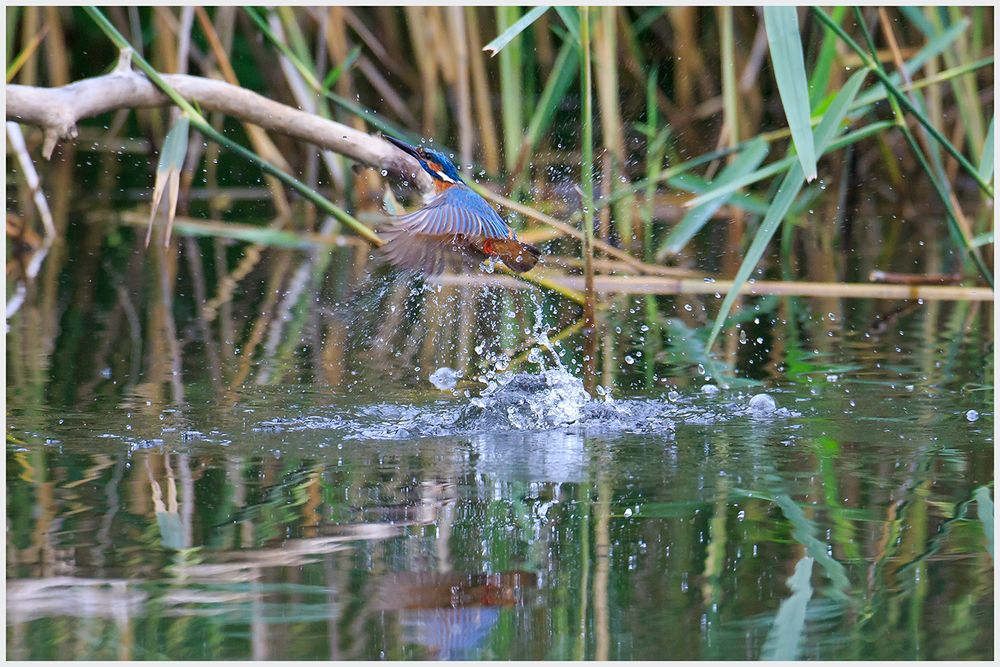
[482,238,541,273]
[378,222,541,275]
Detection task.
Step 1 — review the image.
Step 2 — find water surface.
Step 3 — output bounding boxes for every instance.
[6,310,993,660]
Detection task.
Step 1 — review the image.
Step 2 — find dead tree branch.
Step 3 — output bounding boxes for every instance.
[6,49,435,197]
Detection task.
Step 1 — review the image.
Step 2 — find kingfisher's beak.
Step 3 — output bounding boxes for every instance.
[384,134,421,160]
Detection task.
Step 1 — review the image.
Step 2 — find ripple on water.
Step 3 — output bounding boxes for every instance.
[252,368,797,441]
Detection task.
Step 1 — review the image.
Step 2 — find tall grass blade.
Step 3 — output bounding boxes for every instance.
[246,7,413,141]
[898,6,936,36]
[554,6,581,46]
[851,16,970,110]
[685,122,894,208]
[705,69,868,351]
[496,6,525,173]
[147,114,190,247]
[760,556,814,660]
[322,45,361,94]
[515,38,579,175]
[483,5,549,56]
[811,8,993,199]
[807,6,846,108]
[974,486,993,559]
[642,65,669,262]
[580,6,597,393]
[658,137,769,256]
[671,172,770,216]
[633,8,665,35]
[763,7,817,181]
[6,24,48,83]
[774,495,850,596]
[978,115,994,182]
[971,231,993,248]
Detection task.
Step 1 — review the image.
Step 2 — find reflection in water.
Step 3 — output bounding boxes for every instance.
[6,361,994,660]
[6,301,995,660]
[375,572,537,660]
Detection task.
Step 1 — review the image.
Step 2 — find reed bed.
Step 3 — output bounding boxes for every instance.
[5,6,994,395]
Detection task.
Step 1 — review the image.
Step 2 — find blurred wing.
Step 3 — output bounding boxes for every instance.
[394,187,512,239]
[379,187,512,275]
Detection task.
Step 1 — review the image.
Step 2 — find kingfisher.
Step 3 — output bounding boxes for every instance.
[379,135,540,275]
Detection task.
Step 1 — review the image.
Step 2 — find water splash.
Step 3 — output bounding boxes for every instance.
[430,367,462,391]
[255,285,796,440]
[748,393,778,415]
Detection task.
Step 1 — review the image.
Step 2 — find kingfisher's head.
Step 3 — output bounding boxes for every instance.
[384,135,462,187]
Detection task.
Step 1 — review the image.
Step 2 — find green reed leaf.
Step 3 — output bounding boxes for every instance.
[764,7,817,181]
[322,45,361,93]
[978,115,994,182]
[483,5,549,56]
[657,137,769,257]
[554,6,581,46]
[147,114,189,247]
[808,7,846,108]
[684,121,894,208]
[761,556,814,660]
[705,69,868,351]
[974,486,993,559]
[971,231,993,248]
[516,38,579,173]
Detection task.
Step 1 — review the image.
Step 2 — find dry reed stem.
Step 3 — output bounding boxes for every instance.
[194,7,293,218]
[475,187,679,276]
[447,7,474,170]
[465,8,501,174]
[430,273,994,301]
[6,122,56,241]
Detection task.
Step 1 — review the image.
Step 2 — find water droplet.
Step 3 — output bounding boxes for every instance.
[966,409,979,422]
[748,393,777,415]
[429,367,462,391]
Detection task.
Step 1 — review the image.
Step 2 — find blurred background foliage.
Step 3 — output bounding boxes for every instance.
[5,5,994,399]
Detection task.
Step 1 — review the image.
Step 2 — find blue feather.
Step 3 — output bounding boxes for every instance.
[395,186,516,240]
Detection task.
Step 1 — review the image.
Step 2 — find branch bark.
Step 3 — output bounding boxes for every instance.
[6,50,435,196]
